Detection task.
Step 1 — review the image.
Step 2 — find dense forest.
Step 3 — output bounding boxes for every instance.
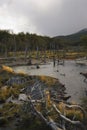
[0,29,87,56]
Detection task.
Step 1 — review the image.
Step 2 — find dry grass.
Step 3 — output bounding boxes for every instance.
[2,65,14,73]
[39,76,58,86]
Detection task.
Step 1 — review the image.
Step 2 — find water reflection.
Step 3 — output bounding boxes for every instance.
[13,60,87,103]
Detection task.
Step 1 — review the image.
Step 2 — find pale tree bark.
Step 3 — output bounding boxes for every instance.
[52,104,86,130]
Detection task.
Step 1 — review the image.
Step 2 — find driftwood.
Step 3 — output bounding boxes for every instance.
[65,104,86,120]
[27,85,86,130]
[28,96,63,130]
[29,97,86,130]
[52,104,86,130]
[48,118,62,130]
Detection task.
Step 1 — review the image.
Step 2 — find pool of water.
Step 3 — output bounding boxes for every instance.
[13,60,87,103]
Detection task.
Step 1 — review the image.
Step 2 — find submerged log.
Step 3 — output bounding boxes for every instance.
[36,64,40,69]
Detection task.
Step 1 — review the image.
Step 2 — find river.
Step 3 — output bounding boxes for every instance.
[13,60,87,103]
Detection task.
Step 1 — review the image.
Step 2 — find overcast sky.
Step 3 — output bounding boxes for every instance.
[0,0,87,36]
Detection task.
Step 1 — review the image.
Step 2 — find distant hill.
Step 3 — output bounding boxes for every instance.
[54,28,87,38]
[53,28,87,47]
[76,28,87,34]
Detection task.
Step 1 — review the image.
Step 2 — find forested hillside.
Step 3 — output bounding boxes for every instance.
[0,29,87,55]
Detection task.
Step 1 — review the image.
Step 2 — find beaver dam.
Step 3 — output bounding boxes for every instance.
[13,60,87,103]
[0,65,87,130]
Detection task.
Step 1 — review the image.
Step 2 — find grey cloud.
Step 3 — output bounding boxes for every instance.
[30,0,87,36]
[0,0,87,36]
[0,0,12,6]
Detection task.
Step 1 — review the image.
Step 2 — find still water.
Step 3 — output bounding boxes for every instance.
[13,60,87,103]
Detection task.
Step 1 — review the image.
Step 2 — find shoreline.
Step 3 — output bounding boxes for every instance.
[0,65,86,130]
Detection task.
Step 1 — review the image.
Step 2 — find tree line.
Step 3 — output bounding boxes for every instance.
[0,29,87,56]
